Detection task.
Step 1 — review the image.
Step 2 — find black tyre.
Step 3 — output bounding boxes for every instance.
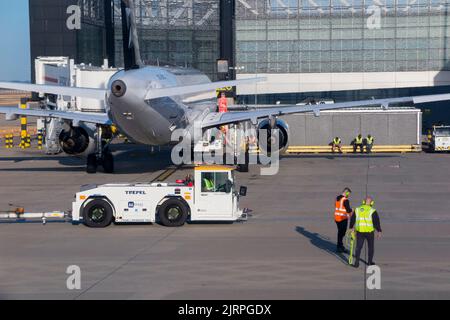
[223,152,235,166]
[86,153,97,174]
[102,151,114,173]
[237,150,250,172]
[237,163,249,172]
[82,199,113,228]
[158,198,188,227]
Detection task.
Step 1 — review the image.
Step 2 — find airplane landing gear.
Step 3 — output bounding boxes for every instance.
[86,149,114,174]
[86,125,115,174]
[86,153,97,174]
[102,149,114,173]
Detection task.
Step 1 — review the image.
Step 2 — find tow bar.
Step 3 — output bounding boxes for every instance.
[0,207,70,225]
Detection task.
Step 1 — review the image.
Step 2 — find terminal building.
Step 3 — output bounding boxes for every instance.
[28,0,450,129]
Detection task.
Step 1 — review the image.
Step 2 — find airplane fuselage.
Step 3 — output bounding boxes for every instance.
[107,66,216,145]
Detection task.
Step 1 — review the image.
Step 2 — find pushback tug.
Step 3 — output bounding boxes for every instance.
[72,165,248,228]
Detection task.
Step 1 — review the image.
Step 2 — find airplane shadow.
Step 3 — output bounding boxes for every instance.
[295,226,359,266]
[0,145,177,174]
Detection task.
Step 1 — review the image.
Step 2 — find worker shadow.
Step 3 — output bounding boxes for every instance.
[295,226,351,266]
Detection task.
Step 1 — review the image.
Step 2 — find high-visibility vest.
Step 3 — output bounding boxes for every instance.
[203,178,214,191]
[218,97,228,113]
[334,197,349,222]
[355,205,376,232]
[333,138,341,145]
[355,136,363,144]
[367,136,374,144]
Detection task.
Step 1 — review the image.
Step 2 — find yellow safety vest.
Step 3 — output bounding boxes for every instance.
[355,136,363,144]
[367,136,374,144]
[355,205,375,232]
[333,138,341,145]
[203,178,214,191]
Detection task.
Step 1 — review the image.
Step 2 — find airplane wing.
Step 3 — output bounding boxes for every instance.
[0,106,111,125]
[1,78,265,101]
[200,93,450,129]
[0,82,107,100]
[145,77,266,100]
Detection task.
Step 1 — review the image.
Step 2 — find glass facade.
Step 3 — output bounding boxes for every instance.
[235,0,450,74]
[77,0,106,66]
[113,0,221,80]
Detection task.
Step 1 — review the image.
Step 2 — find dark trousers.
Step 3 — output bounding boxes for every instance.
[335,219,348,247]
[354,232,375,264]
[365,143,373,153]
[353,143,363,153]
[331,144,342,153]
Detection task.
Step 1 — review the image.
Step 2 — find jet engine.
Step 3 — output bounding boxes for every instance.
[257,118,289,154]
[59,126,95,156]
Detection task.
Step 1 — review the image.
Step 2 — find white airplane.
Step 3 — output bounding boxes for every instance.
[1,0,450,173]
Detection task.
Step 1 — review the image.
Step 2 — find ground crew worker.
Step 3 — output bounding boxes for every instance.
[331,137,342,153]
[353,134,364,153]
[334,187,353,253]
[365,134,374,153]
[202,176,215,192]
[218,92,229,135]
[218,92,228,113]
[349,196,382,268]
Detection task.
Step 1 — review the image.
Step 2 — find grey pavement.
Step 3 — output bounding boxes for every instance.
[0,144,449,299]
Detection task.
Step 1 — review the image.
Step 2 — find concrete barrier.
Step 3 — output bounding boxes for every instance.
[285,145,421,154]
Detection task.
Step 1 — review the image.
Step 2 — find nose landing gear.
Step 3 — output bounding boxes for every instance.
[86,149,114,174]
[86,125,115,174]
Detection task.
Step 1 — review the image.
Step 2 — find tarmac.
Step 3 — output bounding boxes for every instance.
[0,138,449,299]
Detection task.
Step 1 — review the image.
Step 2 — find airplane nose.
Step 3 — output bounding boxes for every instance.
[111,80,127,97]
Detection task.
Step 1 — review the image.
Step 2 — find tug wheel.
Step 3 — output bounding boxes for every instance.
[159,198,188,227]
[102,151,114,173]
[82,199,113,228]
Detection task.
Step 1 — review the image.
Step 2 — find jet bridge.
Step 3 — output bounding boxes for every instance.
[34,57,118,154]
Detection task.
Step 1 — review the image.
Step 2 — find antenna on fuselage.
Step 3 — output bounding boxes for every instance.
[121,0,144,70]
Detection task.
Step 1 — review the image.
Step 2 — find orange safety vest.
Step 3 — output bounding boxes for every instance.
[218,97,228,113]
[334,196,349,222]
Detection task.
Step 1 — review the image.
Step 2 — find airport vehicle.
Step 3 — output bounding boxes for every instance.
[72,165,248,228]
[296,98,335,106]
[2,0,450,174]
[429,125,450,152]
